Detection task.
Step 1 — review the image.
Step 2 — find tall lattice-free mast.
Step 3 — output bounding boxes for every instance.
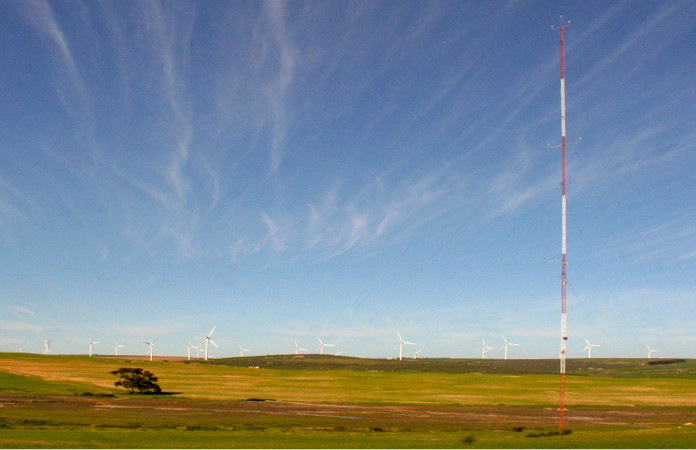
[553,15,571,433]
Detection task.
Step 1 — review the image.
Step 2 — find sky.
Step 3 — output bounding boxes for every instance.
[1,0,695,360]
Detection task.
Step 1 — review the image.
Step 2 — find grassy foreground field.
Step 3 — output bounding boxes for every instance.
[1,353,695,448]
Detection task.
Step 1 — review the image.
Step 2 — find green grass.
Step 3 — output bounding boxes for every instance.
[0,366,115,397]
[208,354,696,377]
[1,353,695,448]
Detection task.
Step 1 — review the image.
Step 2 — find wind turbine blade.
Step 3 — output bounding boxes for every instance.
[208,326,216,337]
[210,340,218,348]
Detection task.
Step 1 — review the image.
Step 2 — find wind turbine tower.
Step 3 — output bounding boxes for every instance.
[646,344,660,359]
[294,341,307,354]
[114,344,124,356]
[196,327,218,361]
[88,340,99,357]
[143,340,156,361]
[317,338,335,355]
[502,336,519,360]
[583,338,600,359]
[396,332,415,361]
[481,339,493,359]
[553,16,572,433]
[42,339,52,355]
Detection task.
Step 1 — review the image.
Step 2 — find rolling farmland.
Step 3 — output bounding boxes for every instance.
[1,353,695,448]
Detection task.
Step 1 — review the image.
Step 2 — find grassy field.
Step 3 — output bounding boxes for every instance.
[1,353,695,448]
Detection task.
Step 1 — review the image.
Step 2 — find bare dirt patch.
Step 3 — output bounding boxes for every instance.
[2,393,690,433]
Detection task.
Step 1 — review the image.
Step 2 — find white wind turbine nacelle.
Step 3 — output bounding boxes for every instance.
[396,332,415,361]
[196,327,218,361]
[88,340,99,358]
[583,338,600,359]
[502,336,519,360]
[317,338,336,355]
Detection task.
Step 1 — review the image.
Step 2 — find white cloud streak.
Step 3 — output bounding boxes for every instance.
[6,305,35,318]
[262,0,297,175]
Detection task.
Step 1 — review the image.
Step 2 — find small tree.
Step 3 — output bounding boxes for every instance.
[110,368,162,394]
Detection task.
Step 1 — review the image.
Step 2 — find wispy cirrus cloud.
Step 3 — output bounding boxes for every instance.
[137,1,195,202]
[0,175,38,230]
[1,321,43,332]
[17,0,79,80]
[573,2,689,93]
[261,0,298,175]
[6,305,35,318]
[256,158,474,262]
[16,0,95,149]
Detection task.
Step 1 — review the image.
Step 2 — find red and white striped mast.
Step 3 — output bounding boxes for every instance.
[554,16,571,433]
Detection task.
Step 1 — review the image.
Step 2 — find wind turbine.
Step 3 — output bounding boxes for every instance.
[646,344,660,359]
[583,338,600,359]
[481,339,493,359]
[396,332,415,361]
[88,340,99,357]
[143,340,156,361]
[114,344,124,356]
[187,342,197,360]
[317,338,336,355]
[42,339,52,355]
[239,345,251,357]
[502,336,519,360]
[414,349,422,360]
[196,327,218,361]
[294,341,307,354]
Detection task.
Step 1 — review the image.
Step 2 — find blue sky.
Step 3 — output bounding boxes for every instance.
[1,1,695,360]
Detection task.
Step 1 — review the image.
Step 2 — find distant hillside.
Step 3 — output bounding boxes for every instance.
[203,354,696,378]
